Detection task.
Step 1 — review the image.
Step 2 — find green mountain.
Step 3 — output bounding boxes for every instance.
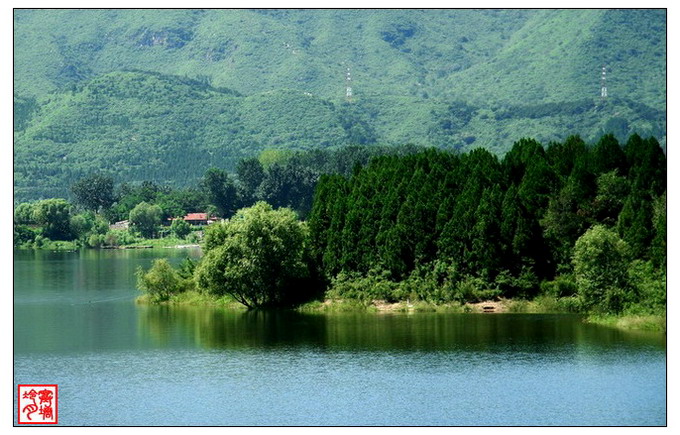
[14,9,666,202]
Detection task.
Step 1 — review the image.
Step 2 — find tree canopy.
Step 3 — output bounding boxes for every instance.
[195,202,312,308]
[129,201,162,238]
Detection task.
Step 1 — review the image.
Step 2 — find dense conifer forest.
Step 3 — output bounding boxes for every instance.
[306,134,665,315]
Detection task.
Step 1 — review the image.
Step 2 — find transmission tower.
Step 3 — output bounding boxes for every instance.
[600,65,608,99]
[345,66,353,103]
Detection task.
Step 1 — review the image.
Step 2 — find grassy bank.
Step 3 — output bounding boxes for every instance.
[136,290,245,309]
[584,312,666,332]
[16,239,80,250]
[15,236,200,250]
[120,236,200,249]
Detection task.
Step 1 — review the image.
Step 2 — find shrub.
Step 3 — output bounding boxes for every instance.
[454,276,499,303]
[136,259,188,302]
[87,233,104,248]
[170,218,192,239]
[626,260,666,315]
[540,275,578,298]
[573,225,633,313]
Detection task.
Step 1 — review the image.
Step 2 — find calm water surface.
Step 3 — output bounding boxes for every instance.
[14,249,666,426]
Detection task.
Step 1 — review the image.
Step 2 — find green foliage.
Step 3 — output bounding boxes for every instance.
[591,170,629,225]
[70,173,115,212]
[202,168,237,218]
[69,211,108,241]
[170,218,191,239]
[32,198,73,240]
[13,10,666,202]
[650,191,666,268]
[540,275,578,299]
[327,263,502,306]
[128,202,162,238]
[14,224,38,248]
[572,225,632,313]
[626,260,666,315]
[14,202,36,224]
[236,158,265,204]
[310,135,665,312]
[136,259,189,302]
[195,202,312,308]
[103,229,141,247]
[328,270,402,304]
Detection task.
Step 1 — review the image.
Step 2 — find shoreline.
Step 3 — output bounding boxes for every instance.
[136,291,666,332]
[15,243,202,251]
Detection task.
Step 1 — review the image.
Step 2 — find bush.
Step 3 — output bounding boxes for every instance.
[626,260,666,315]
[136,259,189,302]
[493,267,540,299]
[540,275,578,298]
[170,218,192,239]
[87,233,105,248]
[13,224,37,247]
[103,229,139,247]
[454,276,499,303]
[328,270,401,303]
[573,225,633,313]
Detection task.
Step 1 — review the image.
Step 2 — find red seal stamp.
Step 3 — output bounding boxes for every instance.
[17,384,58,424]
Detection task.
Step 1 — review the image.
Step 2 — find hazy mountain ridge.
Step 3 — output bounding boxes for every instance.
[14,9,666,202]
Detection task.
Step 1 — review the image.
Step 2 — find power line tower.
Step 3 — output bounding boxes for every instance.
[600,65,608,100]
[345,66,353,103]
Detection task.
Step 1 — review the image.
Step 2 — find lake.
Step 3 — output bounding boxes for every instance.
[14,249,666,426]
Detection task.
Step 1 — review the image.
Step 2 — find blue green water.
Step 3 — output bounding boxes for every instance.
[14,249,666,426]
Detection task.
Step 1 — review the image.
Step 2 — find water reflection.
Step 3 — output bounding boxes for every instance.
[137,306,666,353]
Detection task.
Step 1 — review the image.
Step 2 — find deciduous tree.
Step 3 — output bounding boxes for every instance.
[195,202,311,308]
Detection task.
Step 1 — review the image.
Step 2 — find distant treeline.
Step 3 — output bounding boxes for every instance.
[12,145,416,248]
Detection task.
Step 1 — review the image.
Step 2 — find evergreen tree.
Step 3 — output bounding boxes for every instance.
[591,134,627,175]
[617,187,654,259]
[650,191,667,269]
[545,135,588,179]
[202,168,238,218]
[71,173,116,212]
[470,186,502,281]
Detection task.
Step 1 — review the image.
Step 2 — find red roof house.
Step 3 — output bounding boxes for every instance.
[169,213,220,226]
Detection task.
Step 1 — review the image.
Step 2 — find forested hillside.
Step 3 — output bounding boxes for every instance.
[14,9,666,202]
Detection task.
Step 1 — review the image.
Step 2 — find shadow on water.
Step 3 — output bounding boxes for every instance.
[137,305,666,353]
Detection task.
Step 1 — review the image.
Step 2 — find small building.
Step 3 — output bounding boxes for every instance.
[168,213,220,226]
[109,220,130,230]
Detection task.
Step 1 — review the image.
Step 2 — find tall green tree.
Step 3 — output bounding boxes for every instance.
[129,201,162,238]
[202,168,238,218]
[591,134,627,175]
[650,191,666,269]
[71,173,116,212]
[236,157,265,205]
[195,202,312,308]
[545,135,588,179]
[32,198,73,240]
[617,188,654,259]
